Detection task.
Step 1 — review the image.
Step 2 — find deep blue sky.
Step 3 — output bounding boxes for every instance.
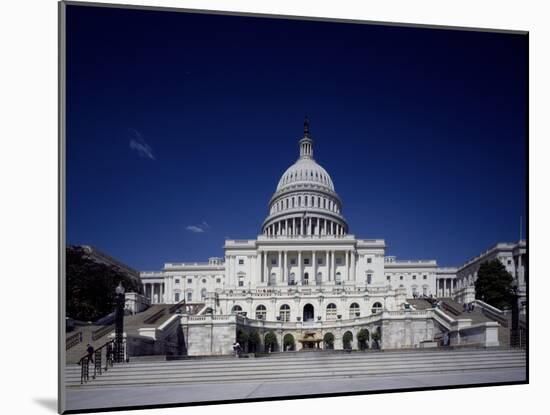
[66,5,527,271]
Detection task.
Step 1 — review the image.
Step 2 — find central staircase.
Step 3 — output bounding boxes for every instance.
[65,348,525,388]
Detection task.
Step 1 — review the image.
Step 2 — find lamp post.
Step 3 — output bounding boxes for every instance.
[510,281,520,347]
[114,282,126,363]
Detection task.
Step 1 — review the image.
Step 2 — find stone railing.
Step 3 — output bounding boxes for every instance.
[66,331,82,350]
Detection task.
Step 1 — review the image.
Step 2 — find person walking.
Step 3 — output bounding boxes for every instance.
[233,342,241,358]
[86,344,94,363]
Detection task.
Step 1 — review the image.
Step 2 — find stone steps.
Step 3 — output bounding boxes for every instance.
[66,349,525,388]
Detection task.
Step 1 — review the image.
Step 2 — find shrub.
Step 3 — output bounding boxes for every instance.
[248,330,261,352]
[323,332,335,349]
[357,329,370,350]
[264,331,277,352]
[283,334,295,351]
[343,331,353,350]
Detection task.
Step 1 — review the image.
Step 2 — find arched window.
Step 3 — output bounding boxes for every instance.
[326,303,337,320]
[232,305,244,316]
[255,305,267,320]
[303,272,309,285]
[349,303,360,318]
[279,304,290,322]
[371,302,383,314]
[298,196,301,206]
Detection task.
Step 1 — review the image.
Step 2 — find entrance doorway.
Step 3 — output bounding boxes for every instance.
[303,303,314,322]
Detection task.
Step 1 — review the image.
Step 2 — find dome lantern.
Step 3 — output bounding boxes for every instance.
[299,116,314,159]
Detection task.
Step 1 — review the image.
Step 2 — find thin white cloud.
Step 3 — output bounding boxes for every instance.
[186,222,211,233]
[128,128,155,160]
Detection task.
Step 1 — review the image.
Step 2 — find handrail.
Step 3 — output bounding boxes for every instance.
[168,300,187,314]
[66,331,82,350]
[143,308,167,324]
[91,324,114,341]
[441,301,462,317]
[78,339,119,384]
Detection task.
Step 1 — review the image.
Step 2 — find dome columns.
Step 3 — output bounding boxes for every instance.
[262,215,347,238]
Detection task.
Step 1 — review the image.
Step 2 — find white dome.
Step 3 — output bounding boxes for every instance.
[276,158,335,193]
[261,119,349,238]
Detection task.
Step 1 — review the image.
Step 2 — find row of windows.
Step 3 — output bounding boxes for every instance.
[283,169,330,185]
[386,274,429,281]
[174,277,222,284]
[271,194,340,214]
[239,256,372,266]
[231,302,383,321]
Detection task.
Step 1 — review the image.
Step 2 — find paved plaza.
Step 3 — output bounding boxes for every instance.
[66,367,526,412]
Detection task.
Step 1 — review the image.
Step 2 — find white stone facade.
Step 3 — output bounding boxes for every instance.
[138,120,526,353]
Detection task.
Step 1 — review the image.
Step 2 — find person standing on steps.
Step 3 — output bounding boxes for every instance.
[86,343,94,363]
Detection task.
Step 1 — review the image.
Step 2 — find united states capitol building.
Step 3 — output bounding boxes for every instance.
[138,120,526,355]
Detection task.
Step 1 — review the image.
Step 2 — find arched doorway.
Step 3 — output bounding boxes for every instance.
[303,303,314,321]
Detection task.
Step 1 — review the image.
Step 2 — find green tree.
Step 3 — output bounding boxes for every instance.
[357,329,370,350]
[264,331,278,352]
[371,328,381,349]
[283,334,295,351]
[237,329,249,352]
[475,259,514,309]
[323,332,335,350]
[248,330,261,353]
[343,331,353,350]
[66,246,140,321]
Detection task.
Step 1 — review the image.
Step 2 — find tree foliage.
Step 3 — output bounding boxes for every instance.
[264,331,278,352]
[343,331,353,349]
[66,246,140,321]
[357,329,370,350]
[475,259,514,309]
[283,334,295,351]
[248,330,261,352]
[323,332,335,349]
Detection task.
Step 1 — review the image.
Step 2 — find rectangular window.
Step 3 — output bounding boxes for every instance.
[187,292,192,301]
[317,258,323,265]
[174,293,180,302]
[290,259,296,265]
[507,259,512,265]
[187,279,192,284]
[238,281,244,287]
[304,258,310,265]
[423,275,427,280]
[412,275,416,280]
[216,278,221,283]
[336,258,342,265]
[175,278,180,284]
[367,258,372,264]
[386,275,391,281]
[271,259,277,265]
[400,276,403,280]
[367,274,372,284]
[238,259,244,265]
